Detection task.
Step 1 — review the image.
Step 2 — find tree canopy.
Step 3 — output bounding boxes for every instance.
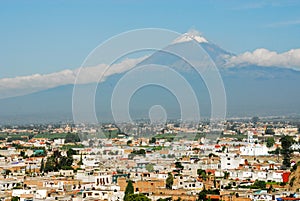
[280,135,294,168]
[44,149,74,172]
[124,180,134,201]
[266,137,275,148]
[126,194,151,201]
[65,133,80,143]
[166,172,174,189]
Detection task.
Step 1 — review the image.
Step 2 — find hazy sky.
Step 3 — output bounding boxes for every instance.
[1,0,300,78]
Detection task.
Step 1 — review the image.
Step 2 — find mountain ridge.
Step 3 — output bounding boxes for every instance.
[0,34,299,124]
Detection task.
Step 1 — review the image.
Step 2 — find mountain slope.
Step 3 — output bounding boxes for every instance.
[0,33,300,124]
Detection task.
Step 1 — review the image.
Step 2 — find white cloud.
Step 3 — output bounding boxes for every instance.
[2,46,300,100]
[0,56,147,99]
[225,48,300,70]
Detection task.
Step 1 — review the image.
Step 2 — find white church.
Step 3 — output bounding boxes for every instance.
[239,131,269,156]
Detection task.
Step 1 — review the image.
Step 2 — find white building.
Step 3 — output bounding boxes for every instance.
[12,189,47,201]
[220,153,244,170]
[81,190,124,201]
[0,180,19,190]
[240,131,269,156]
[173,175,203,191]
[53,138,65,145]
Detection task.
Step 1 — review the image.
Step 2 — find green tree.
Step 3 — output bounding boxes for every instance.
[127,140,132,146]
[44,156,58,172]
[40,158,44,173]
[253,180,266,189]
[20,151,26,158]
[268,147,281,155]
[166,172,173,189]
[291,161,300,172]
[198,186,207,201]
[175,162,184,170]
[3,169,11,176]
[197,169,205,176]
[67,148,76,157]
[59,156,73,170]
[208,153,217,158]
[198,188,220,201]
[268,184,274,193]
[53,150,61,158]
[265,128,275,135]
[266,137,275,148]
[11,197,19,201]
[145,164,154,172]
[290,176,296,187]
[280,135,294,168]
[65,133,80,143]
[124,180,134,201]
[78,153,83,165]
[150,137,156,144]
[126,194,151,201]
[221,145,226,153]
[134,149,146,155]
[223,171,230,179]
[197,169,207,181]
[129,149,146,159]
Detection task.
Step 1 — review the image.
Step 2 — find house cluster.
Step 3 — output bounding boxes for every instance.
[0,119,299,201]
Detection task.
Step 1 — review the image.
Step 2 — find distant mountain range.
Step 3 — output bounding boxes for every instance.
[1,33,300,124]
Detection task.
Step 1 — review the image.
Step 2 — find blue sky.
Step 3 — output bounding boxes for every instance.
[1,0,300,78]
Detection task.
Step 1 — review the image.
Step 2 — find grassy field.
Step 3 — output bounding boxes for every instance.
[61,144,85,150]
[154,132,206,141]
[34,132,68,139]
[0,132,33,137]
[221,134,248,140]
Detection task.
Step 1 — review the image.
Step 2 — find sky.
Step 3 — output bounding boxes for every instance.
[1,0,300,79]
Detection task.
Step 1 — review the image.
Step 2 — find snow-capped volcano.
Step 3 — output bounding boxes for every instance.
[1,30,300,123]
[170,30,234,67]
[173,30,208,44]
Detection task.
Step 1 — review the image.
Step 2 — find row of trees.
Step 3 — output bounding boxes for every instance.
[128,149,146,159]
